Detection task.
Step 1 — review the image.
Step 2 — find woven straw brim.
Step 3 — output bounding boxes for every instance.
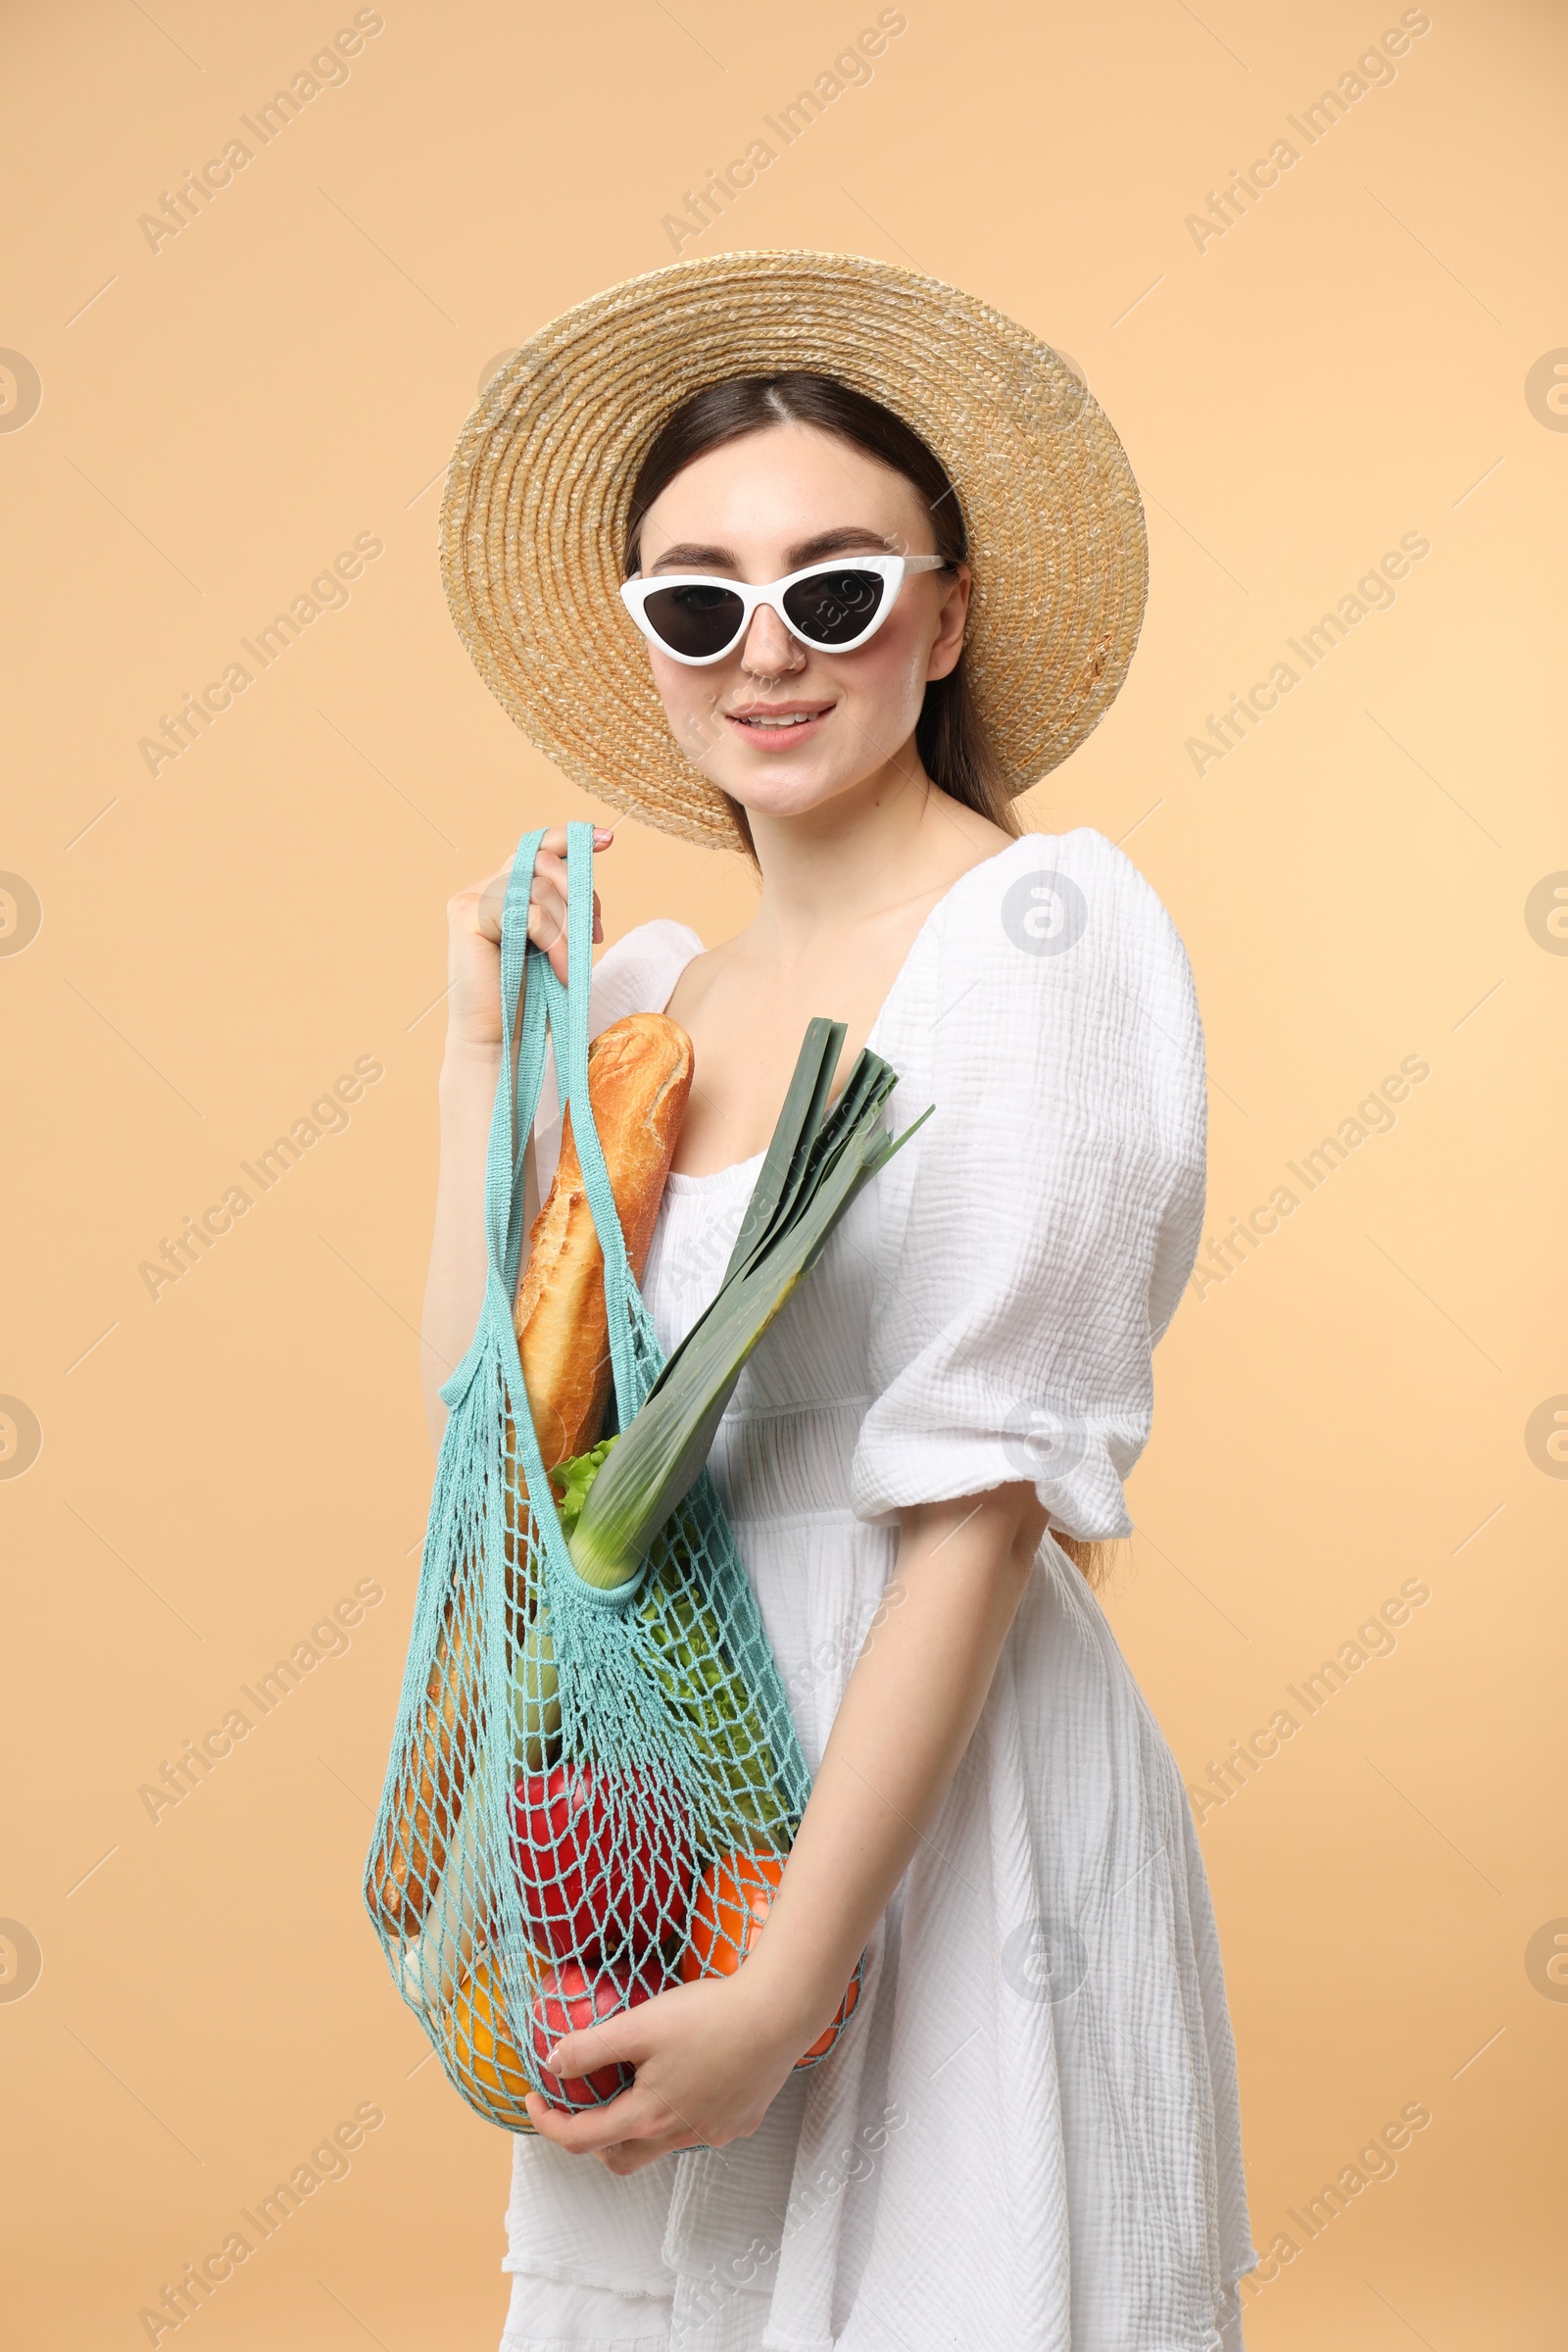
[441,250,1148,851]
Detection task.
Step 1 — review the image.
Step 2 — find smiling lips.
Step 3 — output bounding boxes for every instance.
[725,701,833,744]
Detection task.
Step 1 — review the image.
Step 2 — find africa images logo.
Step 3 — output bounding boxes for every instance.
[1001,870,1089,958]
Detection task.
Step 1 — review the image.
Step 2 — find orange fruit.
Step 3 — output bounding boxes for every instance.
[678,1851,862,2066]
[798,1960,861,2065]
[678,1851,782,1978]
[442,1951,538,2130]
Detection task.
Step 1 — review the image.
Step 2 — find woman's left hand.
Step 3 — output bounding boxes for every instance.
[524,1488,1042,2173]
[522,1970,814,2173]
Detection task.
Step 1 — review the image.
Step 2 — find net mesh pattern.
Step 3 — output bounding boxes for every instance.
[365,827,854,2132]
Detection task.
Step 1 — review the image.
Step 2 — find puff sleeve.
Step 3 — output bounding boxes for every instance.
[849,830,1206,1540]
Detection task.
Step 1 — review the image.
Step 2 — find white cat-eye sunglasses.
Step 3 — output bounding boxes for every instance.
[618,553,950,666]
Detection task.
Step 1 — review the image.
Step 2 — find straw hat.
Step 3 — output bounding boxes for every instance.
[441,250,1147,851]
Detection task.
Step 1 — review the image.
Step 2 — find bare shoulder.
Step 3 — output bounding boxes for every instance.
[661,930,739,1027]
[921,794,1015,879]
[590,916,706,1031]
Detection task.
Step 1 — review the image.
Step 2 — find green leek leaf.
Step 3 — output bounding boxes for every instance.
[564,1024,929,1591]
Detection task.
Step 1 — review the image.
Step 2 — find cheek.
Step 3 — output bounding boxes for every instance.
[849,610,936,713]
[647,651,728,756]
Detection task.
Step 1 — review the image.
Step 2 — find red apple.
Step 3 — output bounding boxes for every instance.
[513,1762,694,1965]
[528,1956,661,2109]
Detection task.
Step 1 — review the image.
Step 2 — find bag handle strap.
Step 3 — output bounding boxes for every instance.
[457,822,642,1425]
[484,828,549,1296]
[434,830,543,1412]
[552,824,640,1404]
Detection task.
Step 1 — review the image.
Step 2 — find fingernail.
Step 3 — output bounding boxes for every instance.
[545,2044,564,2070]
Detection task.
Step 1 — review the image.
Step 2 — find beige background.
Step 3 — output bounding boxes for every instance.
[3,0,1564,2344]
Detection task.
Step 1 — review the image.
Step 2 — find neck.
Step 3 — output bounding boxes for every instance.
[741,743,955,953]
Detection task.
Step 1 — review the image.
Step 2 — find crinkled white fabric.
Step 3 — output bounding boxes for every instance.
[505,831,1255,2350]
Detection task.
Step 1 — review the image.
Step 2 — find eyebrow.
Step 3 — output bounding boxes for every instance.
[645,525,901,575]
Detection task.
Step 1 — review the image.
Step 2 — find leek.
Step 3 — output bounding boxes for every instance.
[508,1019,926,1785]
[565,1018,928,1590]
[511,1439,613,1772]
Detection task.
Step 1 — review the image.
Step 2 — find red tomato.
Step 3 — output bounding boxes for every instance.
[528,1956,660,2108]
[513,1762,694,1966]
[677,1851,862,2067]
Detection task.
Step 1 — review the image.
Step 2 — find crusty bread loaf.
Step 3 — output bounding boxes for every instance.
[514,1013,694,1468]
[367,1013,692,1940]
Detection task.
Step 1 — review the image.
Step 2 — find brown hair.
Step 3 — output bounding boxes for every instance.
[623,373,1114,1592]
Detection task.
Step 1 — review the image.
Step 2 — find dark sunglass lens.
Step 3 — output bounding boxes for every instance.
[640,581,745,658]
[782,567,886,647]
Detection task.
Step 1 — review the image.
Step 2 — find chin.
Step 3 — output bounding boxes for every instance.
[710,757,865,822]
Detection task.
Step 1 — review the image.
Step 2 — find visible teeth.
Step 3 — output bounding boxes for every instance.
[742,712,814,727]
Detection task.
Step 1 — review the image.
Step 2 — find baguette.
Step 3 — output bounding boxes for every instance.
[515,1013,694,1467]
[367,1013,693,1939]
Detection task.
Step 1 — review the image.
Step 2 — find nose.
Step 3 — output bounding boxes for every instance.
[739,601,805,680]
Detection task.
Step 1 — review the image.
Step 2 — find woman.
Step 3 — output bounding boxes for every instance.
[428,254,1254,2351]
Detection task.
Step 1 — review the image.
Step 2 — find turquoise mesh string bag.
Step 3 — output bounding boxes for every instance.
[365,825,860,2132]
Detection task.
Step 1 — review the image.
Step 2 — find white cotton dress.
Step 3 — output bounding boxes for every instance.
[499,829,1255,2352]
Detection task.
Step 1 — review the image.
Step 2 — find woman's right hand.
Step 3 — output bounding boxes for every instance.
[444,826,613,1055]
